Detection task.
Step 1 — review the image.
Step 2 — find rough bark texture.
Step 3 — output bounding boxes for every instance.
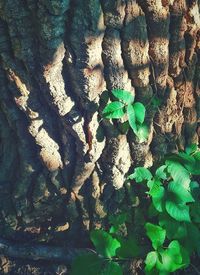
[0,0,199,273]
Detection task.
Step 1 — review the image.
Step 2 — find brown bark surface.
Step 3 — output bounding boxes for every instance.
[0,0,199,273]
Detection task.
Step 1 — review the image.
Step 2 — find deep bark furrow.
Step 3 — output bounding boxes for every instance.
[122,0,150,88]
[138,0,170,93]
[168,0,186,78]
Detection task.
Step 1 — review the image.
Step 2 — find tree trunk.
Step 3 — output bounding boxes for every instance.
[0,0,199,273]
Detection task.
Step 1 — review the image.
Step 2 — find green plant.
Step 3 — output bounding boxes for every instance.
[102,89,148,142]
[70,216,140,275]
[129,144,200,274]
[70,144,200,275]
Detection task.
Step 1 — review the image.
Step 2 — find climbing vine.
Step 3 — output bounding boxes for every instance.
[70,90,200,275]
[102,89,148,142]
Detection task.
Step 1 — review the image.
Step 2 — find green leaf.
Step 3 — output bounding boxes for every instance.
[151,185,165,212]
[112,89,134,104]
[155,165,167,180]
[102,102,125,119]
[127,104,137,134]
[158,241,183,272]
[159,214,187,240]
[167,181,194,204]
[185,144,198,155]
[128,167,152,182]
[193,151,200,160]
[147,179,165,212]
[165,200,190,222]
[116,236,140,258]
[137,123,149,142]
[90,230,121,258]
[70,253,103,275]
[147,179,161,193]
[155,241,190,273]
[166,152,200,175]
[145,223,166,249]
[178,152,195,163]
[176,152,200,175]
[184,161,200,175]
[165,160,191,189]
[145,251,158,271]
[133,102,146,124]
[100,261,123,275]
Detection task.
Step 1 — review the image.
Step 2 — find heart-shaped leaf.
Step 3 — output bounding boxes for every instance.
[145,223,166,249]
[127,104,137,134]
[133,102,145,124]
[102,102,125,119]
[128,167,152,182]
[90,230,121,258]
[112,89,134,104]
[165,201,190,222]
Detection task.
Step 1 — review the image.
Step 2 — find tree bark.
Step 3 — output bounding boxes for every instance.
[0,0,199,273]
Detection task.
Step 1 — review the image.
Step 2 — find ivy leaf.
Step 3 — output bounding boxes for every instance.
[111,89,134,104]
[185,144,198,155]
[193,151,200,160]
[147,179,165,212]
[100,261,123,275]
[166,152,200,175]
[159,213,187,240]
[150,185,165,212]
[178,152,195,163]
[145,223,166,249]
[145,251,158,271]
[70,253,103,275]
[167,181,194,204]
[116,236,140,258]
[102,102,125,119]
[158,241,183,272]
[133,102,146,124]
[147,179,162,193]
[127,104,137,134]
[90,230,121,258]
[165,160,191,189]
[165,201,190,222]
[136,123,149,142]
[155,165,167,180]
[128,167,152,182]
[183,161,200,176]
[176,152,200,175]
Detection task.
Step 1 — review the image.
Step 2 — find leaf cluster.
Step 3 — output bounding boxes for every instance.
[129,144,200,273]
[102,89,148,142]
[70,133,200,274]
[70,214,140,275]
